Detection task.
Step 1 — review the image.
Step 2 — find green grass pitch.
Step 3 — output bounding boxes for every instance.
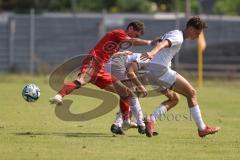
[0,74,240,160]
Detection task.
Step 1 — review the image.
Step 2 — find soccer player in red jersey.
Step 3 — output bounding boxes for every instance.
[50,21,152,125]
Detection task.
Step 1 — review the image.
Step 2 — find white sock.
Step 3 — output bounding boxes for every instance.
[150,104,167,122]
[190,105,206,131]
[114,112,123,127]
[129,97,145,126]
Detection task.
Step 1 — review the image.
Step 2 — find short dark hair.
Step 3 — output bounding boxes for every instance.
[186,16,207,30]
[127,20,145,35]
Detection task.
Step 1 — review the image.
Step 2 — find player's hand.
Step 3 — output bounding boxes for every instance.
[140,52,153,61]
[136,85,148,97]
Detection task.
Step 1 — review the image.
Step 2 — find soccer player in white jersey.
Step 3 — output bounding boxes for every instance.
[138,16,220,137]
[105,52,148,135]
[106,52,180,136]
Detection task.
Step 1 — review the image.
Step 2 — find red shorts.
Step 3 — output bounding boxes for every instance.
[80,55,118,89]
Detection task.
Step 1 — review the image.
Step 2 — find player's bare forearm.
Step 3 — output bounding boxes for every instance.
[128,74,143,88]
[127,62,144,87]
[127,62,147,97]
[125,38,151,46]
[140,39,170,60]
[149,40,170,57]
[128,73,147,96]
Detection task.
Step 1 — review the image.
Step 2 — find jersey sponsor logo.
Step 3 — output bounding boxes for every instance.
[103,40,132,53]
[103,41,118,53]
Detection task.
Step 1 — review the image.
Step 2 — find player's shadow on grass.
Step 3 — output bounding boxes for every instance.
[14,132,144,138]
[15,132,114,138]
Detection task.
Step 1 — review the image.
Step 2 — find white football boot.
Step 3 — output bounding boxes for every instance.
[49,94,63,105]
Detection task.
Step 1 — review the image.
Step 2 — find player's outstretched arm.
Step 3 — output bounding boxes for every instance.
[140,39,171,60]
[127,62,147,97]
[125,38,152,46]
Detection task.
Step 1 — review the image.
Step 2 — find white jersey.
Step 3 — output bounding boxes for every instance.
[105,53,142,80]
[151,30,184,67]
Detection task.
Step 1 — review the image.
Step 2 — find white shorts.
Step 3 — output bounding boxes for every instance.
[147,67,177,91]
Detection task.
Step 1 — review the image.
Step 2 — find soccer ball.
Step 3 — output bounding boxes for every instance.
[22,84,40,102]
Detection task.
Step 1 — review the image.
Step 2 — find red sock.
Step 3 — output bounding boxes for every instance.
[120,98,131,121]
[58,81,79,97]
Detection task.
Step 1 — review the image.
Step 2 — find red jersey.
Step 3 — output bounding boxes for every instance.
[89,29,129,63]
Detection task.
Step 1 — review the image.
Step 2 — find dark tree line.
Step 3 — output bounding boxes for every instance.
[0,0,239,15]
